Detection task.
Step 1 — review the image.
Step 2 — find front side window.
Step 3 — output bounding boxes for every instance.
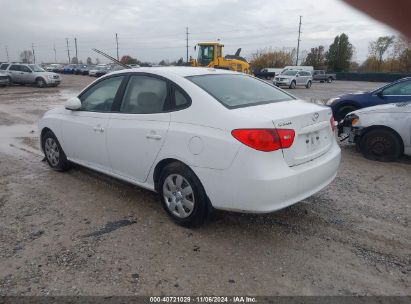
[188,74,294,109]
[80,76,124,112]
[282,70,298,76]
[20,65,31,73]
[383,81,411,96]
[120,75,168,114]
[28,64,45,72]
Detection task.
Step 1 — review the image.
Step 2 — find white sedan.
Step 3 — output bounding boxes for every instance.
[340,102,411,161]
[39,67,341,226]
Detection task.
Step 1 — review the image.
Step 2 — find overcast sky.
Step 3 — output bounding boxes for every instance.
[0,0,397,64]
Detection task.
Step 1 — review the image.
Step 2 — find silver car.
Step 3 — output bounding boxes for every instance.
[274,70,313,89]
[5,63,61,87]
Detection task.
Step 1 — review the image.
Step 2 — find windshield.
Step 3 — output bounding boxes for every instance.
[28,64,45,72]
[281,70,298,76]
[187,74,295,109]
[197,45,214,65]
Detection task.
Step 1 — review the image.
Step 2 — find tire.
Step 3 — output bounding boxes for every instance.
[6,76,12,86]
[359,128,402,162]
[306,81,312,89]
[289,81,296,89]
[335,105,357,122]
[42,130,72,171]
[327,77,333,83]
[158,162,209,227]
[36,77,46,88]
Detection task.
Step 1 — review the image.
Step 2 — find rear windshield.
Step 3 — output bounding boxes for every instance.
[187,74,294,109]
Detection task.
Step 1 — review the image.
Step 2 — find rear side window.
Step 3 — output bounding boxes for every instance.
[0,64,9,70]
[120,75,168,114]
[173,86,190,108]
[9,65,20,71]
[187,74,294,109]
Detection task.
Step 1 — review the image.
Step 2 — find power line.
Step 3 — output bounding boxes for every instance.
[296,16,302,65]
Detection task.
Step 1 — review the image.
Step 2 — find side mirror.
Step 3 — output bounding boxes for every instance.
[64,97,81,110]
[194,45,197,51]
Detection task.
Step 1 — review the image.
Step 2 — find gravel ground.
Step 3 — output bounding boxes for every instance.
[0,75,410,296]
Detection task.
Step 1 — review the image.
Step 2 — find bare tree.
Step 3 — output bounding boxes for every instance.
[20,50,33,63]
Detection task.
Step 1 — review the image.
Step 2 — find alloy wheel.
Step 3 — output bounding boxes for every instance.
[44,137,60,167]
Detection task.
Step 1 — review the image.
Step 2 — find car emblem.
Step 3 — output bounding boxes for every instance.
[312,112,319,121]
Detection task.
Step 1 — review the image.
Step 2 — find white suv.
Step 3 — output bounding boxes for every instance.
[5,63,61,87]
[274,70,312,89]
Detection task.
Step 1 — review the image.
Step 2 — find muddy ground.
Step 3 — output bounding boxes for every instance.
[0,75,410,296]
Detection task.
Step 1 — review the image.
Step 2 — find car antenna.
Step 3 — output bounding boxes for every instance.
[91,48,131,69]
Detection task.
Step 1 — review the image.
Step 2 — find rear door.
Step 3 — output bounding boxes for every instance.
[107,74,172,183]
[7,64,22,82]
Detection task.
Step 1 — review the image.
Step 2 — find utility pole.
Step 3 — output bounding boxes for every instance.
[115,33,119,61]
[5,46,9,62]
[66,38,71,63]
[53,44,57,62]
[74,37,78,63]
[32,43,36,64]
[296,16,302,66]
[186,27,189,63]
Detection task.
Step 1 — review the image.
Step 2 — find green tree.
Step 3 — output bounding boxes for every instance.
[326,34,353,72]
[369,35,395,71]
[303,46,326,69]
[120,55,139,65]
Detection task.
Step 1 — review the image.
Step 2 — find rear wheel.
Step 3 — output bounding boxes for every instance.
[305,81,312,89]
[42,131,72,171]
[359,129,402,162]
[36,77,46,88]
[327,77,333,83]
[158,162,209,227]
[289,81,296,89]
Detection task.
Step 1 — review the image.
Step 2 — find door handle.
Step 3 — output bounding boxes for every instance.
[146,133,162,140]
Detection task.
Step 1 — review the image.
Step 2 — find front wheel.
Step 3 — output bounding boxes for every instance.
[306,81,312,89]
[359,129,402,162]
[289,81,296,89]
[42,131,72,171]
[158,162,209,227]
[327,77,333,83]
[36,77,46,88]
[335,105,357,122]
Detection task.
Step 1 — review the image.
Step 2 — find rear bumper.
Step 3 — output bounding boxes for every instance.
[193,140,341,213]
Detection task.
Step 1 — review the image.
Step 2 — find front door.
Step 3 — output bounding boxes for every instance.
[379,79,411,104]
[107,74,171,183]
[61,75,125,171]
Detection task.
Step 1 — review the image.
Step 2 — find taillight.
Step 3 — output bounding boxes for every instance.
[330,115,336,132]
[231,129,295,152]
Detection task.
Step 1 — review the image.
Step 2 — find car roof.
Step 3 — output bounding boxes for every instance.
[108,66,237,78]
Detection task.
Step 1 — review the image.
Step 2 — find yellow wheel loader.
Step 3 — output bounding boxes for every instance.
[190,42,250,74]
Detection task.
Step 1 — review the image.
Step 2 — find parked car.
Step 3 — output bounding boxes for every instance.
[5,63,61,87]
[327,77,411,121]
[253,68,283,80]
[312,70,336,83]
[74,65,91,75]
[63,64,78,74]
[273,70,313,89]
[89,65,109,77]
[38,67,341,226]
[339,102,411,162]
